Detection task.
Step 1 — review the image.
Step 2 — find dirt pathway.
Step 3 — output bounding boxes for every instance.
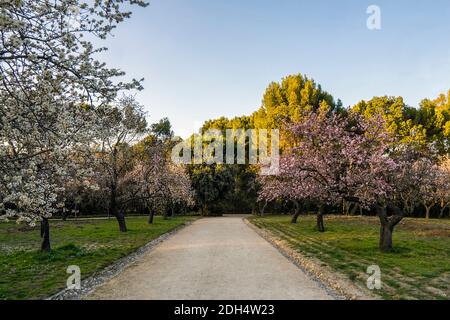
[86,216,334,300]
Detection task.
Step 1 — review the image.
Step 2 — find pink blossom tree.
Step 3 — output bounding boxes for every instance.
[258,111,426,252]
[414,159,441,219]
[437,156,450,218]
[259,111,395,232]
[121,145,194,224]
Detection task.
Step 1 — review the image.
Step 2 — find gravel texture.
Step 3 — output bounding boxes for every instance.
[48,221,193,300]
[85,216,335,300]
[245,218,378,300]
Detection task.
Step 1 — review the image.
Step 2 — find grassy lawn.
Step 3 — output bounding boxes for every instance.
[248,215,450,300]
[0,216,195,300]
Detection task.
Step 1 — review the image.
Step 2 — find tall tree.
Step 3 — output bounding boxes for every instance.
[95,96,147,232]
[0,0,147,251]
[252,73,341,151]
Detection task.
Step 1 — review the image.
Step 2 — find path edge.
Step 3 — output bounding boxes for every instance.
[48,218,197,300]
[244,217,379,300]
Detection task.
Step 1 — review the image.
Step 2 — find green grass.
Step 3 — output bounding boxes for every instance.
[0,216,195,300]
[248,215,450,300]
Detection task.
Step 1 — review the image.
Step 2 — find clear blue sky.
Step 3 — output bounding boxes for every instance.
[101,0,450,137]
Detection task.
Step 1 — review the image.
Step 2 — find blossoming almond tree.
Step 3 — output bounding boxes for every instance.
[258,110,418,252]
[121,146,194,224]
[261,111,395,232]
[437,156,450,218]
[414,158,441,219]
[258,160,322,224]
[0,0,147,251]
[95,96,148,232]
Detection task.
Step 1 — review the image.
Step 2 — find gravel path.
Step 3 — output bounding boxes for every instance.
[86,216,334,300]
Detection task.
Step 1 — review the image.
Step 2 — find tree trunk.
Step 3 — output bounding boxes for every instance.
[379,224,393,252]
[439,200,448,218]
[376,204,404,252]
[115,211,127,232]
[109,184,127,232]
[40,218,51,252]
[201,204,209,216]
[316,205,325,232]
[439,205,448,218]
[260,201,267,216]
[424,202,434,219]
[148,210,154,224]
[350,202,359,216]
[291,200,301,223]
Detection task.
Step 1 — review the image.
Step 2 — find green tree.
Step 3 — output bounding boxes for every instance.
[252,74,339,131]
[188,164,234,216]
[351,96,427,146]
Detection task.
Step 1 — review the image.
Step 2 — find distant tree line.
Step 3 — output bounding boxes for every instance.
[189,74,450,227]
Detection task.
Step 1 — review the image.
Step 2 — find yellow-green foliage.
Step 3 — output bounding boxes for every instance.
[252,74,337,131]
[351,93,450,152]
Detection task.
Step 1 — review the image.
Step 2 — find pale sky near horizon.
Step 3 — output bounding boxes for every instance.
[100,0,450,138]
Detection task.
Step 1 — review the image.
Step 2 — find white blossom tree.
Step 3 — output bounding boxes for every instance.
[0,0,147,251]
[95,96,148,232]
[121,140,194,224]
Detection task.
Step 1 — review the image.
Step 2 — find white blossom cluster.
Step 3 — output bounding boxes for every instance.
[0,0,147,225]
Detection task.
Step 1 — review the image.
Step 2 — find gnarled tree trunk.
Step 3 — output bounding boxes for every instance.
[316,204,325,232]
[115,211,127,232]
[376,204,404,252]
[379,224,394,252]
[291,200,301,223]
[423,202,434,219]
[40,218,51,252]
[109,183,127,232]
[144,207,154,224]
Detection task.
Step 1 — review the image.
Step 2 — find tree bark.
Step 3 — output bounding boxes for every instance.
[439,205,448,218]
[144,207,154,224]
[379,224,393,252]
[115,211,127,232]
[201,204,209,216]
[291,200,301,223]
[342,200,349,215]
[260,201,267,216]
[40,218,51,252]
[148,210,154,224]
[109,183,127,232]
[376,204,404,252]
[423,202,435,219]
[316,205,325,232]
